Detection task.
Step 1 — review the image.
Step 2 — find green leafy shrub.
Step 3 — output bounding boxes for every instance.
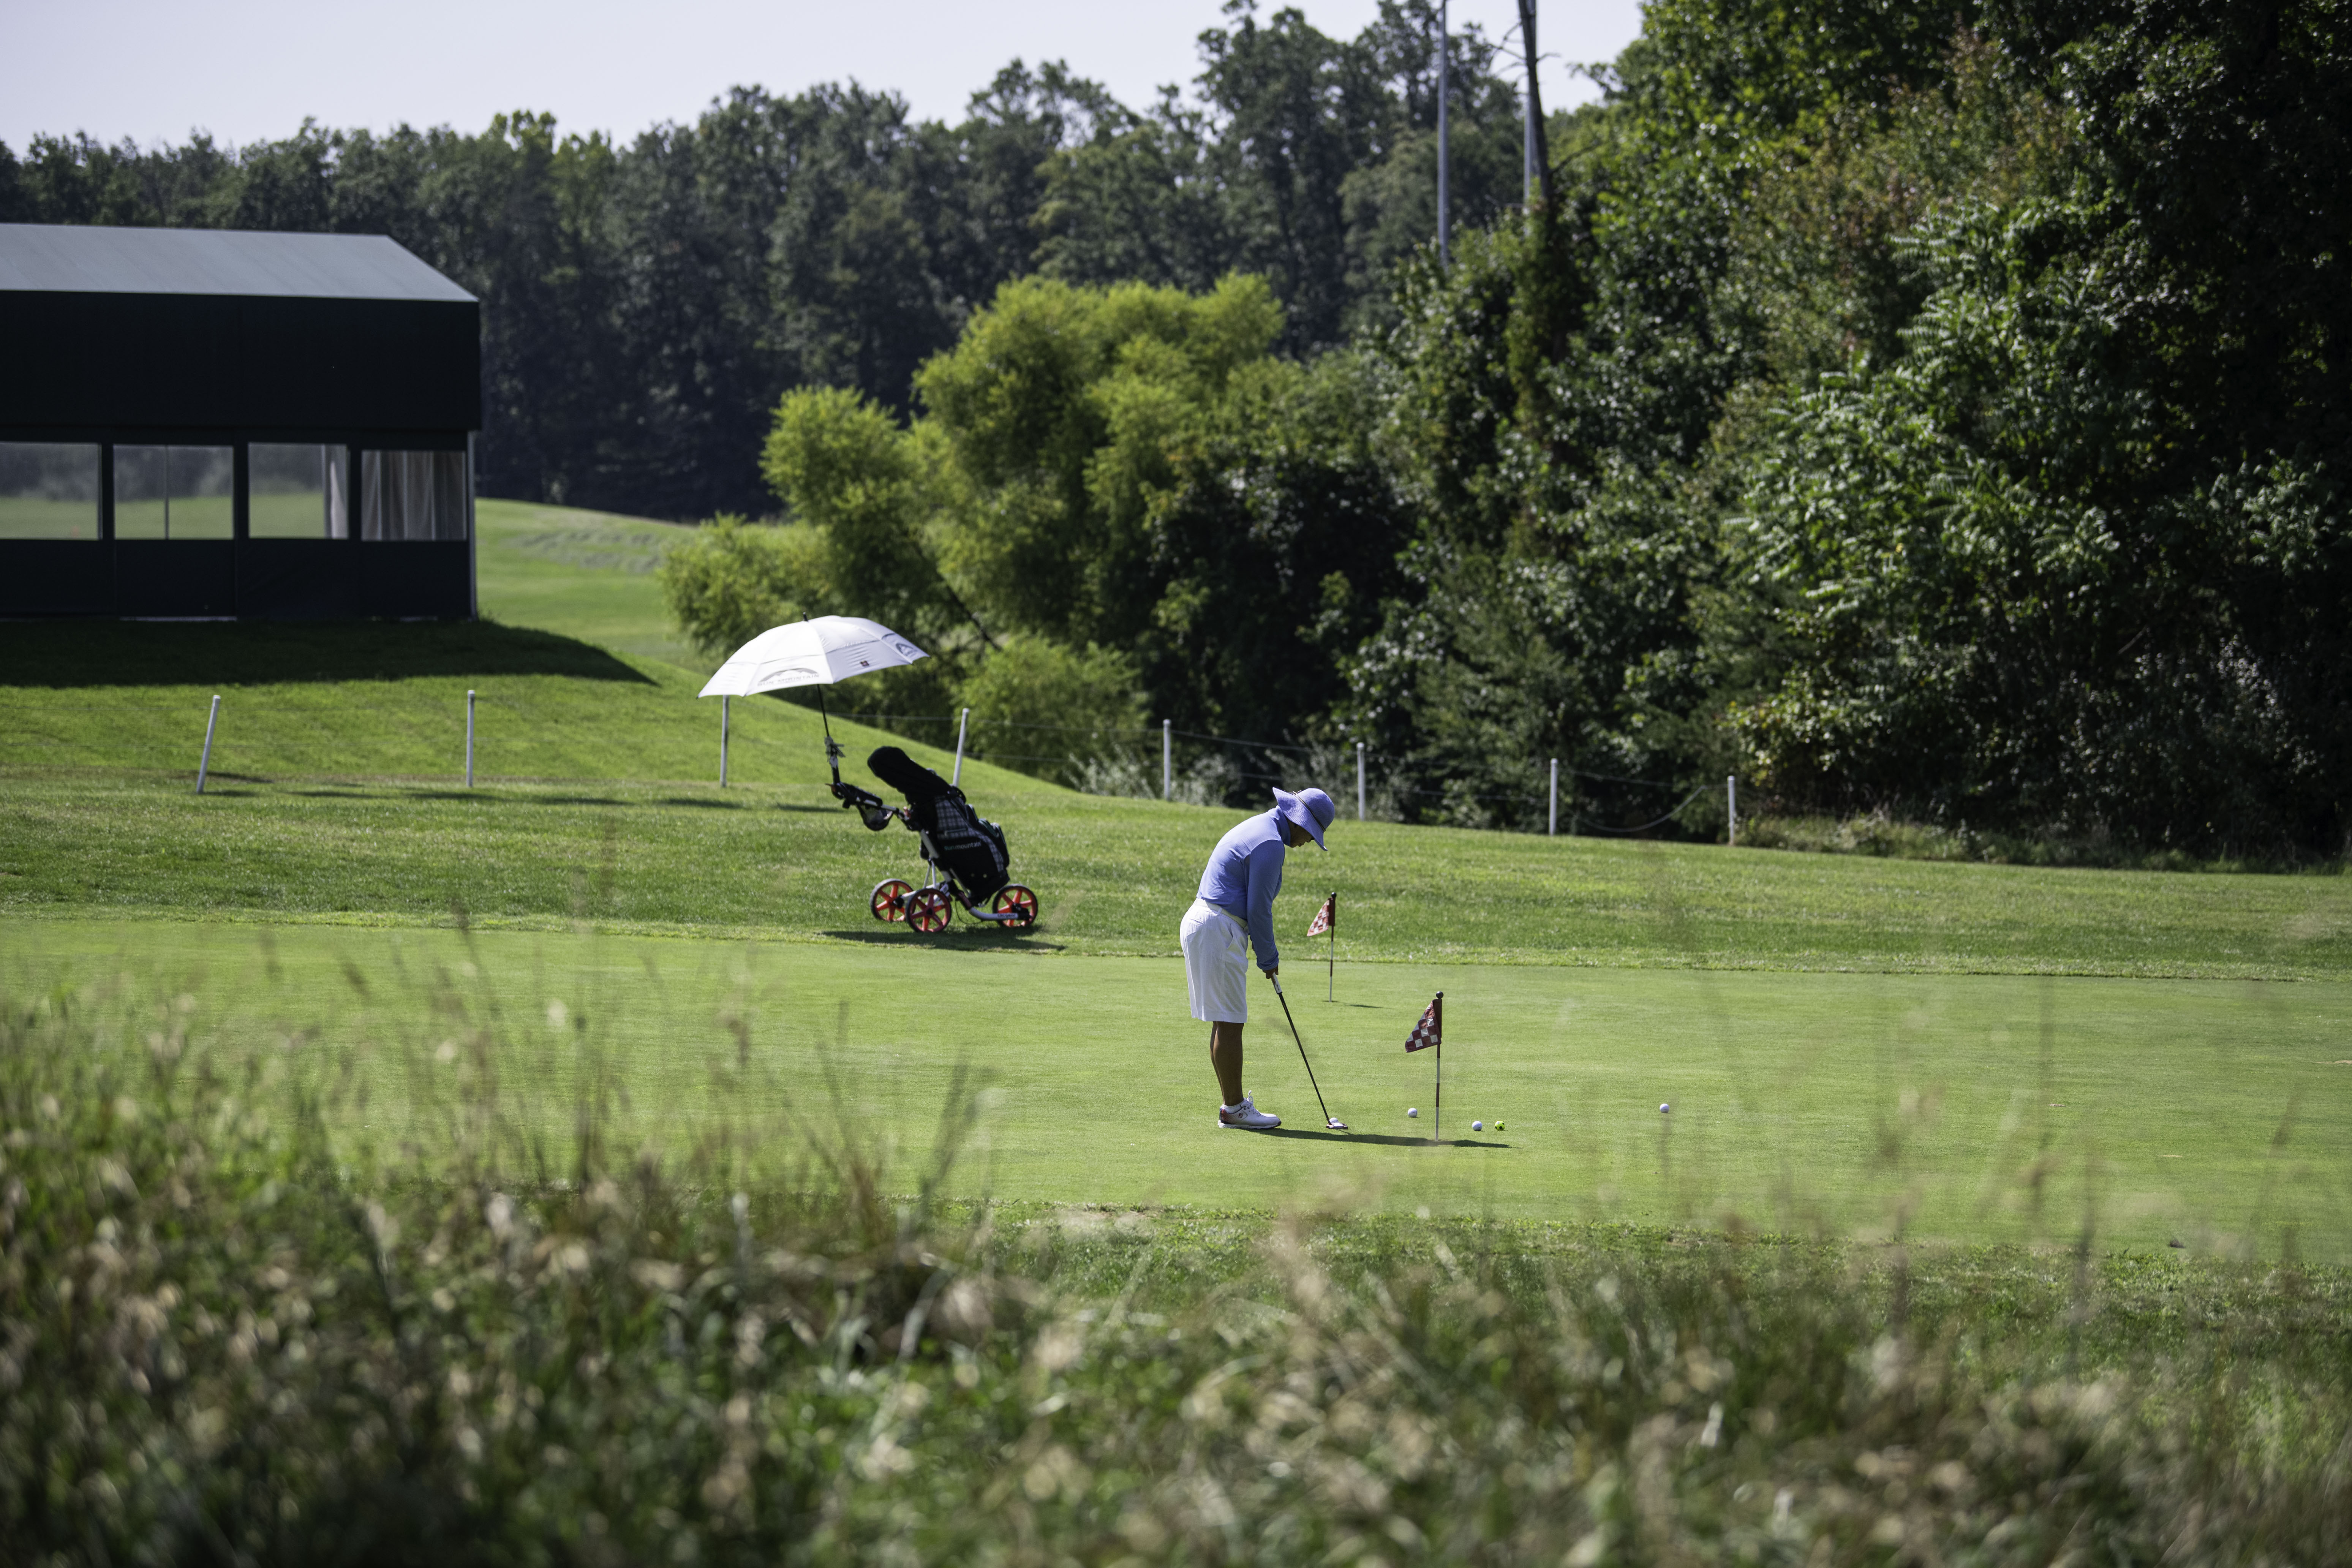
[656,514,831,659]
[956,637,1146,788]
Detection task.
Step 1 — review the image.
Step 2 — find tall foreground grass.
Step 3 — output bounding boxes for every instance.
[5,965,2349,1565]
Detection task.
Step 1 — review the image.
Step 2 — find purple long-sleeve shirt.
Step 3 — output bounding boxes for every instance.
[1197,809,1288,971]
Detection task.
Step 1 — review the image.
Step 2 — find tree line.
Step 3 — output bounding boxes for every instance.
[0,1,1521,522]
[10,0,2349,857]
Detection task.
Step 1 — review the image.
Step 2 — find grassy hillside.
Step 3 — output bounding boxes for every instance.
[6,768,2352,975]
[0,613,969,788]
[474,498,698,669]
[4,601,2350,975]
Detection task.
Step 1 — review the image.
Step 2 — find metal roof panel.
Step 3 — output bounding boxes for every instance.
[0,224,474,302]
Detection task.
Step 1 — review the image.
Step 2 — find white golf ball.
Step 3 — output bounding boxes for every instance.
[1660,1102,1671,1114]
[1471,1120,1484,1132]
[1407,1107,1418,1118]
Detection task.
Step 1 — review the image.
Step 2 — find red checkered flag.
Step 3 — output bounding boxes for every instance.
[1404,992,1442,1053]
[1307,894,1335,937]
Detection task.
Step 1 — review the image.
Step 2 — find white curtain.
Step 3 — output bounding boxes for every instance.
[360,450,468,540]
[327,448,350,539]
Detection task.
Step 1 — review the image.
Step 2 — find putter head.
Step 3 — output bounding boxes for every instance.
[1326,1117,1347,1131]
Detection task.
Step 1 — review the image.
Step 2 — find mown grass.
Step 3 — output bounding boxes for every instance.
[9,921,2346,1256]
[9,602,2352,975]
[474,498,699,670]
[5,966,2348,1565]
[5,766,2351,976]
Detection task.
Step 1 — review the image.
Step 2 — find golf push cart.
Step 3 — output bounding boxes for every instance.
[829,741,1039,933]
[697,613,1037,935]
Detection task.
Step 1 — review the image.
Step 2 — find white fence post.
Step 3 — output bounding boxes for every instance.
[195,694,220,795]
[1728,774,1737,846]
[1549,758,1558,836]
[719,695,729,787]
[466,689,477,787]
[1163,719,1172,801]
[952,706,969,786]
[1356,742,1366,821]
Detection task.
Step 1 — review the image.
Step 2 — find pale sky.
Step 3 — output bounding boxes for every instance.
[4,0,1647,154]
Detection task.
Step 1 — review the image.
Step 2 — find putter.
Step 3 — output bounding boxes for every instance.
[1268,972,1346,1130]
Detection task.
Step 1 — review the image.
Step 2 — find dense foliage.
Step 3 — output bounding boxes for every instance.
[1341,2,2352,853]
[7,974,2350,1564]
[13,0,2351,854]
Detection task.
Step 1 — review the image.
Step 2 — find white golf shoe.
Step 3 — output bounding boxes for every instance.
[1218,1095,1281,1130]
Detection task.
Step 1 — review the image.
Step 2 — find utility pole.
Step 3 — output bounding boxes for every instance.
[1437,0,1451,266]
[1517,0,1555,211]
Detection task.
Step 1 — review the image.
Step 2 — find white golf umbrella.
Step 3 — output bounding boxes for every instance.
[697,615,926,697]
[699,615,928,792]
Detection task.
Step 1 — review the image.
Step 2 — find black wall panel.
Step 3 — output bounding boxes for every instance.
[236,539,362,619]
[115,541,238,616]
[0,541,114,614]
[0,539,470,619]
[0,293,480,433]
[356,542,471,619]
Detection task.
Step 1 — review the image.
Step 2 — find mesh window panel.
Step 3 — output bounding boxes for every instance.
[360,450,468,540]
[170,447,232,539]
[114,446,233,539]
[0,443,101,539]
[114,446,169,539]
[249,444,349,538]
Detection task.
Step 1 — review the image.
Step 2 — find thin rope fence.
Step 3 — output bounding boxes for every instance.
[6,690,1720,835]
[827,710,1691,794]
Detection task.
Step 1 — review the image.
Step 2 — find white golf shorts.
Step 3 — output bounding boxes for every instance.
[1181,898,1250,1023]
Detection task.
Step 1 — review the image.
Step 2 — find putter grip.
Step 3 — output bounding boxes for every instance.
[1269,974,1284,995]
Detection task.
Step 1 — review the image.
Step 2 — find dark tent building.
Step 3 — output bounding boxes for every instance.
[0,223,480,619]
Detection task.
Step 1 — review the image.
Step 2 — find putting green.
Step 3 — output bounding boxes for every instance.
[14,917,2345,1258]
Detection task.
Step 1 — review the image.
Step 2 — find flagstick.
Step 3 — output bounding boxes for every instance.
[1433,990,1444,1145]
[1327,891,1336,1000]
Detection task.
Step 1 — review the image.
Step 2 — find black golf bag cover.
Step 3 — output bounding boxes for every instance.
[868,745,950,803]
[867,747,1011,898]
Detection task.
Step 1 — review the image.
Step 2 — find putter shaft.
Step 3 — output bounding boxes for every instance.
[1269,974,1344,1129]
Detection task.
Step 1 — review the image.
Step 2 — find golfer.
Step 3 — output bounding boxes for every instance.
[1182,785,1336,1129]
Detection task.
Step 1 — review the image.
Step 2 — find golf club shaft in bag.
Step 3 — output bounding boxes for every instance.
[1268,973,1345,1130]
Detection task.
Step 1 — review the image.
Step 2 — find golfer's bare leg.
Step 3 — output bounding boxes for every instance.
[1210,1021,1245,1105]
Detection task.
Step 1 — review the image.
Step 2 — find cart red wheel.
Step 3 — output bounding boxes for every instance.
[991,884,1038,930]
[870,879,914,922]
[905,885,954,933]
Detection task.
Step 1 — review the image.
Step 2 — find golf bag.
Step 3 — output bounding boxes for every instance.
[866,746,1011,899]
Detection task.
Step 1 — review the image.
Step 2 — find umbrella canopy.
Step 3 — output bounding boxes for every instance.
[698,616,927,698]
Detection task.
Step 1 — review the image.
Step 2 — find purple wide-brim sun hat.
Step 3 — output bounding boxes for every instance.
[1272,786,1336,850]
